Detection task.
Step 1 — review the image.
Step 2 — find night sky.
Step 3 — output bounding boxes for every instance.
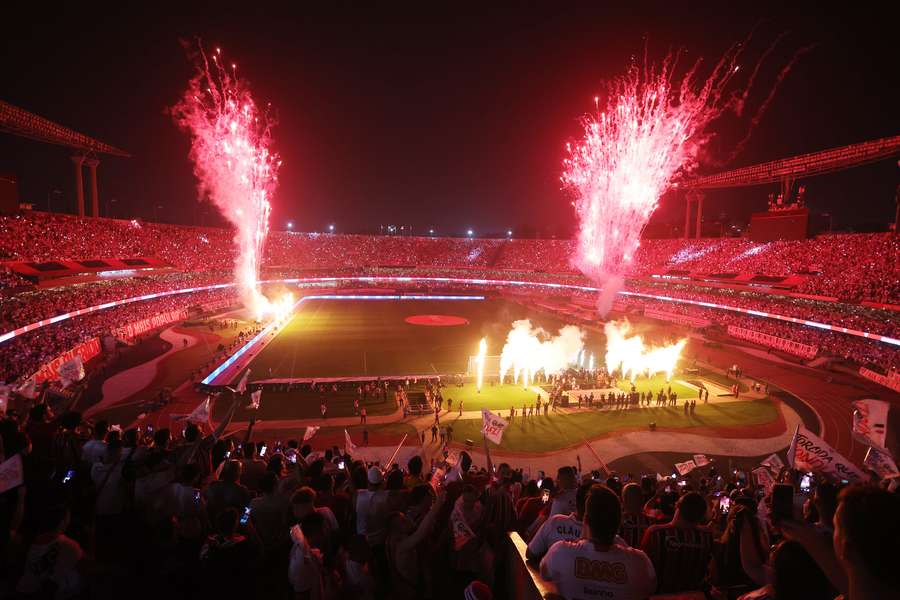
[2,3,898,236]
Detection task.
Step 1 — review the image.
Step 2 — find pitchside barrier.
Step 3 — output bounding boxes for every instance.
[466,355,502,377]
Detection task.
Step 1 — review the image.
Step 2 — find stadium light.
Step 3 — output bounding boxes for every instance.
[328,224,335,232]
[287,221,293,230]
[467,229,474,237]
[429,228,434,235]
[507,230,513,237]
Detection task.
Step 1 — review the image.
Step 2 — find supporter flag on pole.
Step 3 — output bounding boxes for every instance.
[450,497,476,550]
[752,466,775,494]
[344,429,357,454]
[693,454,711,467]
[760,453,785,473]
[863,446,899,480]
[481,408,508,445]
[14,377,37,400]
[303,426,320,442]
[185,397,211,425]
[248,389,262,410]
[852,399,889,450]
[675,460,697,476]
[787,425,866,483]
[236,369,250,394]
[58,356,85,387]
[0,454,24,494]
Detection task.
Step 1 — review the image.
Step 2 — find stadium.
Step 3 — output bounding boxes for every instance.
[1,7,898,600]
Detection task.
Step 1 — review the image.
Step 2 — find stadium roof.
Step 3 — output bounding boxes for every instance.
[683,134,900,190]
[0,99,130,157]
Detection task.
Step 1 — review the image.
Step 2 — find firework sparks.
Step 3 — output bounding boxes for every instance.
[172,45,282,320]
[499,320,584,387]
[562,50,746,314]
[475,337,487,392]
[604,320,686,382]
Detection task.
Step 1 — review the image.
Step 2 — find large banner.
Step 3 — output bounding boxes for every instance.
[32,337,101,384]
[727,325,817,359]
[787,425,866,483]
[859,367,900,394]
[111,308,189,342]
[644,308,711,328]
[852,399,889,449]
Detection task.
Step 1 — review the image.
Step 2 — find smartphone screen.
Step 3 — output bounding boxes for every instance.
[193,490,201,503]
[62,469,75,484]
[800,474,812,493]
[289,454,297,464]
[537,478,543,488]
[259,445,267,457]
[542,489,550,503]
[240,506,251,525]
[719,496,731,514]
[338,461,345,470]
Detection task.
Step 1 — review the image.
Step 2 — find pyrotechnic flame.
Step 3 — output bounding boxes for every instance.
[172,44,284,320]
[475,337,487,392]
[562,50,749,315]
[604,320,686,382]
[499,320,584,387]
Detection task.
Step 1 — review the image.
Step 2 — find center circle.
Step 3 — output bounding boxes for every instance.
[404,314,470,326]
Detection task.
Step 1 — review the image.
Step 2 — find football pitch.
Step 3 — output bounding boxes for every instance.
[246,297,607,379]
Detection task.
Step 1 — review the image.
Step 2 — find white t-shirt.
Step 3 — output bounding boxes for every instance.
[355,489,388,543]
[528,513,583,559]
[288,524,324,598]
[540,539,656,600]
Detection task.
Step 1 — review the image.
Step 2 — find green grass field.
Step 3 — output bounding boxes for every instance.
[246,298,606,379]
[613,374,695,398]
[442,399,779,453]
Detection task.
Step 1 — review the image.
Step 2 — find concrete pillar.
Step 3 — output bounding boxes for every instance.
[85,158,100,217]
[71,155,85,217]
[683,195,692,239]
[695,193,704,239]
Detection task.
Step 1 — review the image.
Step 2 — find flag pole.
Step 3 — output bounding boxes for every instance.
[383,433,408,472]
[582,438,610,475]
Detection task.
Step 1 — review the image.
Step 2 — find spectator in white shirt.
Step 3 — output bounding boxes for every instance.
[80,420,108,466]
[549,466,578,517]
[541,484,657,600]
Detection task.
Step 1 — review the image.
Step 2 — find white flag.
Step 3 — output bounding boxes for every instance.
[248,389,262,410]
[481,408,509,445]
[752,466,775,494]
[58,356,85,387]
[675,460,697,476]
[236,369,250,394]
[693,454,711,467]
[186,397,211,424]
[14,377,37,399]
[852,399,889,450]
[787,425,866,483]
[760,453,785,472]
[344,429,357,454]
[0,454,24,494]
[864,446,899,479]
[303,426,320,442]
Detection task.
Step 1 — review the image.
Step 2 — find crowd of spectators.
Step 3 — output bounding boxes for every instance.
[2,212,897,303]
[0,287,237,384]
[1,401,898,600]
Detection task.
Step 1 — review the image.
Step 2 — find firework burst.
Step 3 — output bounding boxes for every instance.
[172,45,282,319]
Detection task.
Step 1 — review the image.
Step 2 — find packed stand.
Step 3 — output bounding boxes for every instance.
[2,400,899,600]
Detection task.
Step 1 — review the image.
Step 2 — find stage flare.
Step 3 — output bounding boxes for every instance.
[499,320,584,387]
[604,320,686,382]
